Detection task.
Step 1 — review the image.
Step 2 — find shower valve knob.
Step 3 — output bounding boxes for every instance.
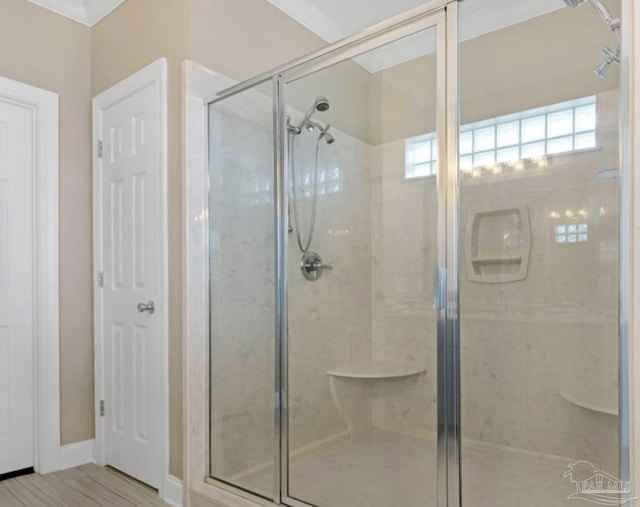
[301,251,332,281]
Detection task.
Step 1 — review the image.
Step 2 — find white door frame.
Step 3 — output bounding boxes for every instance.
[92,58,169,496]
[0,76,60,475]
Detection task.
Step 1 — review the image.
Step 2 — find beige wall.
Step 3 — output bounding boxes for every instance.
[0,0,94,446]
[191,0,324,83]
[91,0,190,478]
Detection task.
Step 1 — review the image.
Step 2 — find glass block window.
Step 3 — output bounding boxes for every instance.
[405,134,437,178]
[405,96,597,178]
[555,223,588,244]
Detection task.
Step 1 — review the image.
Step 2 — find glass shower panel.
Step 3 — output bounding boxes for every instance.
[459,1,621,505]
[284,26,440,507]
[208,82,275,499]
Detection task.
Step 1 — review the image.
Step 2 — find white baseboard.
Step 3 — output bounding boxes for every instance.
[59,439,95,470]
[163,474,183,507]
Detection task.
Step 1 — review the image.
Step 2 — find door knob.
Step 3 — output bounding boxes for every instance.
[137,301,155,314]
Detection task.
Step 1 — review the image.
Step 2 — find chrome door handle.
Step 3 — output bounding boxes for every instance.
[137,300,155,314]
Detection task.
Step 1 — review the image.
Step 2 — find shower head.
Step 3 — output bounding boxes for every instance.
[594,60,612,78]
[316,123,335,145]
[314,96,330,112]
[323,132,335,145]
[295,96,331,131]
[563,0,587,7]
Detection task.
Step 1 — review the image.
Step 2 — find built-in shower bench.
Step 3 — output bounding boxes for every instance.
[327,359,426,437]
[327,359,426,379]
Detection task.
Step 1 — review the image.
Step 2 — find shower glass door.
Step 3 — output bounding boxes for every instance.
[458,1,622,506]
[208,81,277,499]
[281,14,446,507]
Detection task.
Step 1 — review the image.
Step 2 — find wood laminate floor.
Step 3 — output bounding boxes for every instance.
[0,464,171,507]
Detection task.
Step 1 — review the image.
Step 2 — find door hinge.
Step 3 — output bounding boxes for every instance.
[97,140,103,158]
[99,400,105,417]
[98,271,104,288]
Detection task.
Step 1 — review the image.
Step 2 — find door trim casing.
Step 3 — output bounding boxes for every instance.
[92,57,169,499]
[0,75,60,474]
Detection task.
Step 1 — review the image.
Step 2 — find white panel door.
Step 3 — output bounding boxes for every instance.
[99,82,161,488]
[0,99,35,475]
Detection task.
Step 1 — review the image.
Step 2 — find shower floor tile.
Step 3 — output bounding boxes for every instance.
[239,429,585,507]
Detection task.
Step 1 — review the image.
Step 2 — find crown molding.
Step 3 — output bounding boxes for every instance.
[266,0,564,73]
[25,0,127,26]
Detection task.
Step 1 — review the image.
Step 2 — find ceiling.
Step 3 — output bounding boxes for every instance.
[265,0,567,72]
[25,0,126,26]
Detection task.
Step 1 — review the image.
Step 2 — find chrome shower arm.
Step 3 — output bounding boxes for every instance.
[588,0,620,31]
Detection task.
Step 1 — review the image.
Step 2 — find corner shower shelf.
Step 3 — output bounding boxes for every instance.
[559,381,618,416]
[327,359,426,379]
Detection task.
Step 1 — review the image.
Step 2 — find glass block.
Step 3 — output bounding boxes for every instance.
[474,151,495,167]
[568,224,577,233]
[413,162,433,177]
[575,104,596,132]
[522,115,546,142]
[521,142,545,159]
[459,155,473,171]
[557,235,566,243]
[460,131,473,155]
[575,131,596,150]
[413,141,432,164]
[547,136,573,155]
[578,234,588,242]
[578,223,588,233]
[568,234,577,243]
[497,121,519,147]
[497,147,520,163]
[547,109,573,137]
[556,225,566,234]
[474,127,496,151]
[432,140,438,161]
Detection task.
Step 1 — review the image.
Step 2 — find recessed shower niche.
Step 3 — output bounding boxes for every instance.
[465,204,531,283]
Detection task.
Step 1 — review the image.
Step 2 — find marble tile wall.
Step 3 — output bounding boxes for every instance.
[287,127,373,451]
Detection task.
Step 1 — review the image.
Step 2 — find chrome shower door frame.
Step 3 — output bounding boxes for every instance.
[205,1,461,505]
[271,4,458,507]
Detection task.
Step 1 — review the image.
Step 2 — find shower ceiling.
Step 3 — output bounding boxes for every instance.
[266,0,567,72]
[24,0,126,26]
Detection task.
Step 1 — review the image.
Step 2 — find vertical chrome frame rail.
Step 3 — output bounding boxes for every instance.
[435,7,451,507]
[274,75,287,505]
[444,3,461,506]
[618,0,632,495]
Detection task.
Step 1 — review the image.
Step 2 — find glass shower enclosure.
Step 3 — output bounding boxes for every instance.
[205,0,626,506]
